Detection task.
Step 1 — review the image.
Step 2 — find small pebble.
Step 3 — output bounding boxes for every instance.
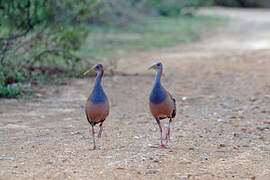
[179,160,191,165]
[36,93,43,97]
[249,134,257,139]
[145,169,159,175]
[40,115,45,119]
[249,96,257,102]
[106,155,116,159]
[107,162,117,166]
[67,124,74,128]
[181,96,187,101]
[38,133,49,138]
[217,118,224,122]
[156,153,165,156]
[71,131,81,135]
[31,140,41,144]
[219,144,226,147]
[133,136,140,139]
[257,125,269,131]
[0,157,15,160]
[141,153,148,158]
[200,156,208,160]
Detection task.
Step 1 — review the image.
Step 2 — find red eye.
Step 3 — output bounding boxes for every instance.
[157,64,160,66]
[96,66,100,69]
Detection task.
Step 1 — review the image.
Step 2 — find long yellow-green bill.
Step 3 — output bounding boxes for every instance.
[148,64,156,70]
[83,68,94,75]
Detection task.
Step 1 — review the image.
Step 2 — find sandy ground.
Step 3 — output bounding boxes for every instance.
[0,7,270,180]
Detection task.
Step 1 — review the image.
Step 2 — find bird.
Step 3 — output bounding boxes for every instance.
[148,62,176,148]
[84,64,109,150]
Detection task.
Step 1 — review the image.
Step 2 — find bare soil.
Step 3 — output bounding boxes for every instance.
[1,7,270,180]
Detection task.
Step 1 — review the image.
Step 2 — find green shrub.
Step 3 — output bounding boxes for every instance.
[0,0,91,98]
[0,68,23,98]
[0,84,22,98]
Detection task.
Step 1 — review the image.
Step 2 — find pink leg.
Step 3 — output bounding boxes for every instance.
[165,117,172,143]
[151,118,167,149]
[91,125,96,150]
[98,122,103,138]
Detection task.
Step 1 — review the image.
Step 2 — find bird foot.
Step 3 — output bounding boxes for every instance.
[97,132,102,138]
[90,145,97,150]
[150,144,168,149]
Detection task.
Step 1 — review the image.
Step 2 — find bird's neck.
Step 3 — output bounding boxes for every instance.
[90,70,106,104]
[94,70,104,88]
[154,69,162,87]
[150,69,167,104]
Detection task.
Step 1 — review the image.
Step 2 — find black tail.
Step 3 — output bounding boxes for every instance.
[171,98,176,118]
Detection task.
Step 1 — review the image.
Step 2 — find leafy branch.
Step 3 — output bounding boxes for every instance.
[0,0,33,66]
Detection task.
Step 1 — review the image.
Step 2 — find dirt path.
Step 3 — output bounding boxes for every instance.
[1,7,270,180]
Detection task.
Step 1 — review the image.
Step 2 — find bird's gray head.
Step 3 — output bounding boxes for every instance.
[93,64,104,72]
[148,62,163,71]
[83,64,104,75]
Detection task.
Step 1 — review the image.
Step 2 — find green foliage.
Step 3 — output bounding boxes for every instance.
[51,26,88,51]
[0,68,23,98]
[0,0,221,98]
[0,0,53,32]
[0,0,90,98]
[0,84,22,98]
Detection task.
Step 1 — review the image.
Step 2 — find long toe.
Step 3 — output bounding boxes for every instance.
[150,144,168,149]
